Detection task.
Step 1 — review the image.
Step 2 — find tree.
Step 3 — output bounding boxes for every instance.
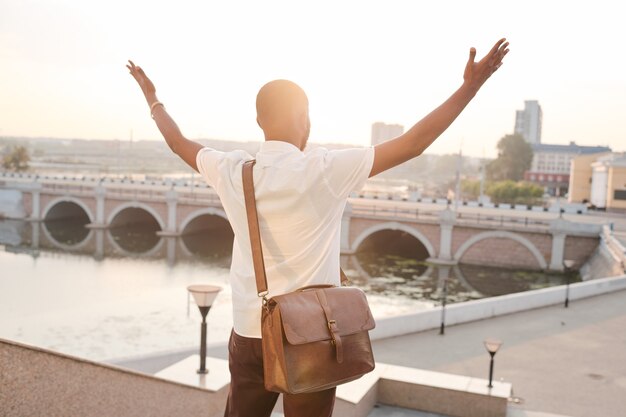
[461,179,481,200]
[2,145,30,172]
[486,181,543,205]
[461,179,544,204]
[486,134,533,181]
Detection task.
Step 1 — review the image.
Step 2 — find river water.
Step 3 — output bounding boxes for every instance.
[0,218,576,362]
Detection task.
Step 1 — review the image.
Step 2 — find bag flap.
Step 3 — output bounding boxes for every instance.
[272,287,375,345]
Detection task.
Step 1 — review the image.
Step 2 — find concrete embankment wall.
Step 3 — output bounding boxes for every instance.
[0,338,227,417]
[369,274,626,341]
[0,189,24,218]
[581,239,624,280]
[580,225,626,280]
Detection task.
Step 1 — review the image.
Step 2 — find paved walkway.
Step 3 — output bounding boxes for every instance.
[371,289,626,417]
[113,289,626,417]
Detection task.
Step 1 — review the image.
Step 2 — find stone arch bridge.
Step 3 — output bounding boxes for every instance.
[2,174,603,271]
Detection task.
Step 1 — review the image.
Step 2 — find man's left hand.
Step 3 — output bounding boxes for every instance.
[463,38,510,92]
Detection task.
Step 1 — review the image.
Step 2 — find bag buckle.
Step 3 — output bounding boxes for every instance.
[258,291,269,307]
[327,320,337,345]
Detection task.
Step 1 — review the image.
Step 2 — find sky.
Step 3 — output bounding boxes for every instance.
[0,0,624,158]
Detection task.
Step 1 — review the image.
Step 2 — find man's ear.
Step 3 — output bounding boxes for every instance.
[256,117,262,129]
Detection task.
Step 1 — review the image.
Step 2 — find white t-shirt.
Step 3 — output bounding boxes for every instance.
[196,140,375,338]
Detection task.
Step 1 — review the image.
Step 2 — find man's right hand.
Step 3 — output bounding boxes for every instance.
[126,60,157,103]
[125,59,203,172]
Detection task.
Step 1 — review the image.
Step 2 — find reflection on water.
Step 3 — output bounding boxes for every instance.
[4,217,580,302]
[182,232,233,260]
[109,224,161,254]
[0,218,234,361]
[44,218,90,246]
[351,252,580,305]
[6,217,580,303]
[181,214,234,260]
[0,218,580,361]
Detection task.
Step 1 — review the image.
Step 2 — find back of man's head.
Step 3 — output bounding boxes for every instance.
[256,80,308,128]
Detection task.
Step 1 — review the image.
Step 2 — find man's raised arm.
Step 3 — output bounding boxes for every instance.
[127,60,203,172]
[369,38,509,178]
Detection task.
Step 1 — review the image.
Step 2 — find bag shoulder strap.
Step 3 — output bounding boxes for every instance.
[242,160,269,297]
[242,160,350,298]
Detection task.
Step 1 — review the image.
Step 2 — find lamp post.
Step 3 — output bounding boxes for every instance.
[484,338,502,388]
[563,259,575,308]
[187,285,222,374]
[439,274,448,335]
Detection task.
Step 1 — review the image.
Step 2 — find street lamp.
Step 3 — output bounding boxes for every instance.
[187,285,222,374]
[563,259,575,308]
[484,338,503,388]
[439,274,448,335]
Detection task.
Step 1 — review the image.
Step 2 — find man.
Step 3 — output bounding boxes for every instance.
[127,38,509,417]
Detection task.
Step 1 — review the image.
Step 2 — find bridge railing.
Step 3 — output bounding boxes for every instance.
[351,204,552,229]
[455,212,552,229]
[35,182,222,205]
[350,204,438,221]
[176,191,222,205]
[104,187,171,201]
[0,171,213,190]
[40,183,94,196]
[38,183,170,201]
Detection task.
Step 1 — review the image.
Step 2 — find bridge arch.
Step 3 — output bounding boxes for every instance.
[351,221,436,258]
[179,208,229,234]
[42,197,95,223]
[107,202,166,231]
[453,230,548,270]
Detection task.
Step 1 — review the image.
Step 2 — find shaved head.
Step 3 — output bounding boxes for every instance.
[256,79,308,122]
[256,80,310,148]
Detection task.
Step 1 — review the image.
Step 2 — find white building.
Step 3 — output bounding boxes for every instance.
[371,122,404,146]
[589,154,626,209]
[514,100,542,144]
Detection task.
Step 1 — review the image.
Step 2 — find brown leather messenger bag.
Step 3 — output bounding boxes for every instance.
[242,159,376,394]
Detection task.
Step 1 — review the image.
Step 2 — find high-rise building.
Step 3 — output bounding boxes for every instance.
[514,100,542,144]
[371,122,404,146]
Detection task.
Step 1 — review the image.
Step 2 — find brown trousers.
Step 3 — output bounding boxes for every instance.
[223,330,336,417]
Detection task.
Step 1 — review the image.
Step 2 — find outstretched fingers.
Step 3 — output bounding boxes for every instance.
[492,42,510,69]
[487,40,510,75]
[126,60,147,85]
[126,60,146,77]
[486,39,507,63]
[496,42,510,59]
[488,38,507,57]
